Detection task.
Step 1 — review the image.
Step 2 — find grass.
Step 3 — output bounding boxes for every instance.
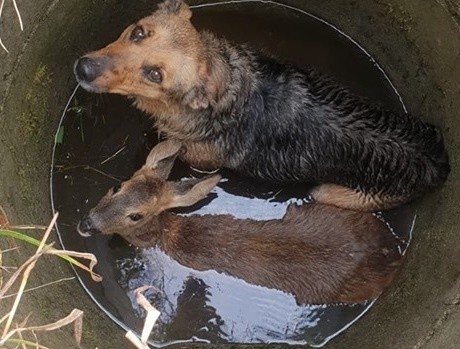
[0,204,161,348]
[1,0,161,345]
[0,229,101,282]
[0,207,99,348]
[126,286,161,349]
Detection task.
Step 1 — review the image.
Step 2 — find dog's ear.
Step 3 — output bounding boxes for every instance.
[157,0,192,20]
[182,64,216,110]
[182,84,211,110]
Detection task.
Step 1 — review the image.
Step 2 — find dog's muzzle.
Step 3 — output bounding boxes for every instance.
[74,57,102,83]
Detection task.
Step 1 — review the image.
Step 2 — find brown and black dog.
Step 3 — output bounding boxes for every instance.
[74,0,449,211]
[77,140,404,305]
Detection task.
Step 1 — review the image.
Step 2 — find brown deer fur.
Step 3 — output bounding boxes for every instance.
[78,141,404,305]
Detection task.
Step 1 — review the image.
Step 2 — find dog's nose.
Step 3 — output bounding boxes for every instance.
[77,216,101,237]
[74,57,100,82]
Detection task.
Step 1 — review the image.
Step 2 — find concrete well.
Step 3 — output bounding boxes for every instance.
[0,0,458,348]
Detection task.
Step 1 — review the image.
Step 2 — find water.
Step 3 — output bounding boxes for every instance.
[51,1,415,347]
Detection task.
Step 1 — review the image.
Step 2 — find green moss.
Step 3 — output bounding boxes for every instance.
[375,0,414,33]
[18,64,53,143]
[33,64,52,86]
[17,167,32,205]
[16,165,42,216]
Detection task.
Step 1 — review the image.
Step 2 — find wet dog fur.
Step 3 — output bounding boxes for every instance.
[74,0,450,211]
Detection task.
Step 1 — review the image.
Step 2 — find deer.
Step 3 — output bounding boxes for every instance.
[78,140,404,305]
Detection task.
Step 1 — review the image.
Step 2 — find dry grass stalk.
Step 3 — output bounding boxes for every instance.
[0,207,102,282]
[0,205,9,228]
[15,324,27,349]
[100,145,127,165]
[125,286,161,349]
[0,0,6,52]
[1,276,75,299]
[0,247,49,299]
[9,225,48,230]
[1,309,84,347]
[0,209,101,347]
[0,0,24,53]
[45,250,101,282]
[54,164,121,182]
[2,213,59,338]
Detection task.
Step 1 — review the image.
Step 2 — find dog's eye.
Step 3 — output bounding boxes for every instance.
[143,66,163,84]
[130,26,146,42]
[128,213,144,222]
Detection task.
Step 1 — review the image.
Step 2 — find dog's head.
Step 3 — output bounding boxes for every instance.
[74,0,212,110]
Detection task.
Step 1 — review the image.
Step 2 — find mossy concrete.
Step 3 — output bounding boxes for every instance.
[0,0,459,348]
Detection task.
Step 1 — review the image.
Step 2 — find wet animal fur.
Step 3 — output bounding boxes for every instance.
[78,141,404,305]
[74,0,450,211]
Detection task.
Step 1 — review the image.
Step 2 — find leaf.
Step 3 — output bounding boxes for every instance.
[55,126,65,144]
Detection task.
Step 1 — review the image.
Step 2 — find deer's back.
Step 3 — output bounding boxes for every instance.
[163,203,403,304]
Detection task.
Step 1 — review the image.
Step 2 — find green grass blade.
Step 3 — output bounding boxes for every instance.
[0,229,98,279]
[6,338,50,349]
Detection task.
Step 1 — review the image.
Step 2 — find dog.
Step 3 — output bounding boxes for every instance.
[74,0,450,211]
[78,140,403,305]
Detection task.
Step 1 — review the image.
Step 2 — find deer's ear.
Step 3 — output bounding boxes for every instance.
[144,140,183,180]
[167,175,221,208]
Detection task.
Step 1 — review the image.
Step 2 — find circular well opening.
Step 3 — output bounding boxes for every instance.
[52,1,415,346]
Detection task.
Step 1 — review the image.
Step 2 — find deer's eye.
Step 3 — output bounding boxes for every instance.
[128,213,144,222]
[130,25,146,42]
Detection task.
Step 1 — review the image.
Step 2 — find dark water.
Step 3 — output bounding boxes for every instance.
[51,1,415,347]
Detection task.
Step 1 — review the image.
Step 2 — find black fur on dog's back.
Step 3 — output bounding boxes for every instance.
[173,33,450,203]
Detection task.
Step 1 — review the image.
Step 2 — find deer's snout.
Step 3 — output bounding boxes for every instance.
[77,215,101,237]
[74,57,104,83]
